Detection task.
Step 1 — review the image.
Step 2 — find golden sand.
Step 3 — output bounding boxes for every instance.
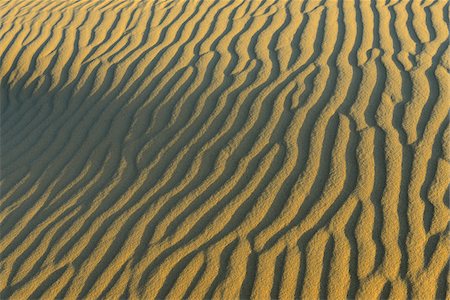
[0,0,449,299]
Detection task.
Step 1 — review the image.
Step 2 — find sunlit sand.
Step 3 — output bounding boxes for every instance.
[0,0,449,299]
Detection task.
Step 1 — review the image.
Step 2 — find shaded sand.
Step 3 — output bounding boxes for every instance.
[0,0,449,299]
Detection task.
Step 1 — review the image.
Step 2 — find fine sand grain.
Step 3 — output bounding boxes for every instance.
[0,0,449,299]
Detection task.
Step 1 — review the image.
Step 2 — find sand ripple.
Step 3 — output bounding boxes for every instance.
[0,0,449,299]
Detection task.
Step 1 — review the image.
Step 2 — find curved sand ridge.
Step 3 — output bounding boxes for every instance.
[0,0,449,299]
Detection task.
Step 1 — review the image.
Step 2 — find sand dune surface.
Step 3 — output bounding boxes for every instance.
[0,0,449,299]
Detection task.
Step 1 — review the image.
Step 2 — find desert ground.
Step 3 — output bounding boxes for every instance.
[0,0,449,299]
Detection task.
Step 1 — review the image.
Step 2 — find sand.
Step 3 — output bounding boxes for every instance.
[0,0,449,299]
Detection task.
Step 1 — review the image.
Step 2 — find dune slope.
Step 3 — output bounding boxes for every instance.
[0,0,449,299]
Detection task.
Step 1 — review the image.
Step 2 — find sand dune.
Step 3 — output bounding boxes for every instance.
[0,0,449,299]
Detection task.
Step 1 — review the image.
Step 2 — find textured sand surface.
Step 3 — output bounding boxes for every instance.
[0,0,449,299]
